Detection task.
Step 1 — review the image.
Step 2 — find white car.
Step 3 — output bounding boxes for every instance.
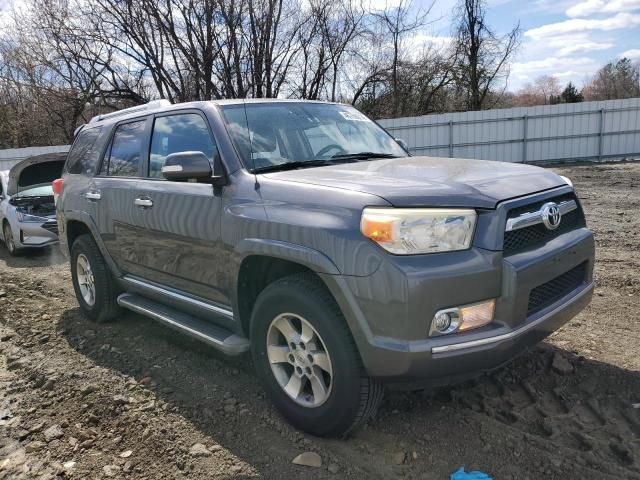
[0,153,66,255]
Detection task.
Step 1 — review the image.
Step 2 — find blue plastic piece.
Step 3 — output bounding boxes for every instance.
[450,467,493,480]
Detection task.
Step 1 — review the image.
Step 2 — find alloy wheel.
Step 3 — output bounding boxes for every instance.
[76,253,96,306]
[3,224,14,253]
[266,313,333,408]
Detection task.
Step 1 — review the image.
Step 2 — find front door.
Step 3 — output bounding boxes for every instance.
[133,111,228,306]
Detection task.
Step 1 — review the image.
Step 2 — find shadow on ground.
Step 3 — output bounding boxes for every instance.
[57,306,640,479]
[0,244,66,269]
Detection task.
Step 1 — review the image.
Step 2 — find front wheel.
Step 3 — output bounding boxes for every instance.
[250,273,383,437]
[3,222,19,256]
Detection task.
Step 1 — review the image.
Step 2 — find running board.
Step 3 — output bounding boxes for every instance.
[117,293,250,356]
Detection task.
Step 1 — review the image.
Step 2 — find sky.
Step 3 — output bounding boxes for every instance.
[419,0,640,90]
[1,0,639,91]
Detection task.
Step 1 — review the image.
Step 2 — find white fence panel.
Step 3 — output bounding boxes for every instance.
[0,145,70,172]
[378,97,640,164]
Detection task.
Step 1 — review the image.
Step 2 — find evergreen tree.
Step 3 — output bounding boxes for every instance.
[559,82,583,103]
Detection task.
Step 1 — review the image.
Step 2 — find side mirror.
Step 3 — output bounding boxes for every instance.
[162,151,213,181]
[395,138,410,153]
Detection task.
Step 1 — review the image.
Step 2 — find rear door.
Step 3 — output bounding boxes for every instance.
[60,125,106,234]
[94,117,149,276]
[133,110,228,306]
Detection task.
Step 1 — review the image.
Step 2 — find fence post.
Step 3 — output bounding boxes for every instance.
[598,109,604,161]
[522,115,528,163]
[448,120,453,158]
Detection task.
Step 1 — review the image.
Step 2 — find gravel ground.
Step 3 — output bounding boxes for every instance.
[1,162,639,480]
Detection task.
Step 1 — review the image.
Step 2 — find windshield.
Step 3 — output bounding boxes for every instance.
[220,102,407,172]
[15,185,53,197]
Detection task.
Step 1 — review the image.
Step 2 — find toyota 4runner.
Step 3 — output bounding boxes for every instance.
[56,99,594,437]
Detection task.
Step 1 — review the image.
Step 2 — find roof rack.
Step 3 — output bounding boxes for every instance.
[89,99,172,124]
[73,124,86,137]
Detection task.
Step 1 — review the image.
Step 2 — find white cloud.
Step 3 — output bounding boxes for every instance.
[512,56,596,80]
[556,40,614,55]
[566,0,640,18]
[525,12,640,39]
[552,70,582,78]
[523,0,579,15]
[619,48,640,58]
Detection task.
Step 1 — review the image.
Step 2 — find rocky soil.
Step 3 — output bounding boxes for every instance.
[1,162,639,479]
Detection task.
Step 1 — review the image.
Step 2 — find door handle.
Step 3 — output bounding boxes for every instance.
[134,197,153,208]
[84,191,101,201]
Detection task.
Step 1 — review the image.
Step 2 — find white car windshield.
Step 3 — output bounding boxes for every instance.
[15,185,54,197]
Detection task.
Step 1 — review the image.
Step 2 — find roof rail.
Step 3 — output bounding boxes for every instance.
[73,124,86,138]
[89,99,172,124]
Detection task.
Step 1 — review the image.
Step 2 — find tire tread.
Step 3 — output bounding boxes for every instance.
[258,272,383,437]
[71,234,120,322]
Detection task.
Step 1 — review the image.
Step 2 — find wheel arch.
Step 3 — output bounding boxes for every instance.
[63,212,121,278]
[66,219,92,250]
[233,239,342,338]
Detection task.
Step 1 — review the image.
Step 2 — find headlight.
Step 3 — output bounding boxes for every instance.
[16,210,47,222]
[559,175,573,187]
[360,208,477,254]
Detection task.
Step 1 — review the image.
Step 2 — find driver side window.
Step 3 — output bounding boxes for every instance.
[149,113,217,178]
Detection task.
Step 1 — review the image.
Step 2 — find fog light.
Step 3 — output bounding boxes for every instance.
[432,310,461,334]
[430,299,495,336]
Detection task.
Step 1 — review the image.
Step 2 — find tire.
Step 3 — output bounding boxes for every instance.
[3,221,19,256]
[70,234,121,322]
[250,273,383,437]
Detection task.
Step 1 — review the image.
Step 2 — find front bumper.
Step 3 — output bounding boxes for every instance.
[328,227,594,386]
[12,219,59,248]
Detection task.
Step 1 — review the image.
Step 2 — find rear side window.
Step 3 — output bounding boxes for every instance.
[149,113,216,178]
[66,127,103,175]
[101,120,146,177]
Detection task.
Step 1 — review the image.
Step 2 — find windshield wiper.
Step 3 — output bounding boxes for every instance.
[330,152,400,160]
[251,156,368,174]
[250,152,399,173]
[251,160,335,173]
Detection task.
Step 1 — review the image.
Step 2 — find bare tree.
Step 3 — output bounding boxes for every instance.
[512,75,561,106]
[0,0,147,144]
[0,0,530,148]
[354,42,457,118]
[372,0,431,115]
[453,0,520,110]
[288,0,368,101]
[582,58,640,101]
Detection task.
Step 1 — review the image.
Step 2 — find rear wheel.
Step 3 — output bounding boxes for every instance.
[2,221,18,256]
[70,234,121,322]
[250,273,383,437]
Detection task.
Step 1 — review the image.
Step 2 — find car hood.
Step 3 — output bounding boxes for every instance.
[263,156,567,208]
[7,153,66,196]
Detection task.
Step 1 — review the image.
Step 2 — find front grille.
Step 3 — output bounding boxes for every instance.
[527,262,587,316]
[41,220,59,235]
[503,193,586,254]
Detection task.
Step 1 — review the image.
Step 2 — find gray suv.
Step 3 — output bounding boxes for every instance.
[56,99,594,437]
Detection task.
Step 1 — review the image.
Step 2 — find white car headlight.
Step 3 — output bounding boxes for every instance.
[361,208,477,254]
[559,175,573,187]
[16,210,47,223]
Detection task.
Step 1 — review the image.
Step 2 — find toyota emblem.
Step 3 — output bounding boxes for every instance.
[541,202,562,230]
